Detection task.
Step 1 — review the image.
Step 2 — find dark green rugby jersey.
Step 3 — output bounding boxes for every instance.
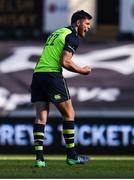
[34,26,79,72]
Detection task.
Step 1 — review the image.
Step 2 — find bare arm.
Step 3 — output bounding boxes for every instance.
[61,50,91,75]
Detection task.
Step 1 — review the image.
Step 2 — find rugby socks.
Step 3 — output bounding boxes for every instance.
[63,121,76,158]
[33,124,45,161]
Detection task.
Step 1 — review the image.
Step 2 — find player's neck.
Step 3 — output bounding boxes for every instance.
[70,24,78,35]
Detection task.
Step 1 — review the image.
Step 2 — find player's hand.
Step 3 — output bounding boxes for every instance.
[81,66,91,75]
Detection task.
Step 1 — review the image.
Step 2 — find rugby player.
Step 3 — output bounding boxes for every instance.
[30,10,92,167]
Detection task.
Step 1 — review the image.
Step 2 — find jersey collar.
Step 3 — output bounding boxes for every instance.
[67,26,78,36]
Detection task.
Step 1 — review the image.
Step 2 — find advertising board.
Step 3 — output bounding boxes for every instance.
[0,116,134,155]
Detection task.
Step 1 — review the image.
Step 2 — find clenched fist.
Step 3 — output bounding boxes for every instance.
[81,66,92,75]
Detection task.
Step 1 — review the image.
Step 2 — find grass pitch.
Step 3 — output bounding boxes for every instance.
[0,155,134,178]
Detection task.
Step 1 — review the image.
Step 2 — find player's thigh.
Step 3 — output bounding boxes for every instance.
[30,73,50,102]
[55,99,75,120]
[46,73,70,103]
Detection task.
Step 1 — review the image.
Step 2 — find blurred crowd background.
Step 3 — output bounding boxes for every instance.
[0,0,134,41]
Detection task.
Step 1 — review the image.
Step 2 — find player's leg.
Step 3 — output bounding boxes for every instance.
[56,99,75,156]
[33,101,49,167]
[30,72,50,167]
[56,100,89,165]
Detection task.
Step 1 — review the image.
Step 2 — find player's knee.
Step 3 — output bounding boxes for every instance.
[35,114,47,124]
[71,109,75,119]
[64,109,75,120]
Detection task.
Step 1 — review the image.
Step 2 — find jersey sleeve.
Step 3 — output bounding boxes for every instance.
[63,33,79,54]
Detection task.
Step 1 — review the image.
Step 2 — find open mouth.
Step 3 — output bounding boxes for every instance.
[84,29,89,33]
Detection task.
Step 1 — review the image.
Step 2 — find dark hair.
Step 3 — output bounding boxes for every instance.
[71,10,92,24]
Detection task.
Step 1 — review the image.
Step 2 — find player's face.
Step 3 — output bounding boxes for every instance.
[77,18,91,37]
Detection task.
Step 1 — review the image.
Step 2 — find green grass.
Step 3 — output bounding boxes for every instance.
[0,155,134,178]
